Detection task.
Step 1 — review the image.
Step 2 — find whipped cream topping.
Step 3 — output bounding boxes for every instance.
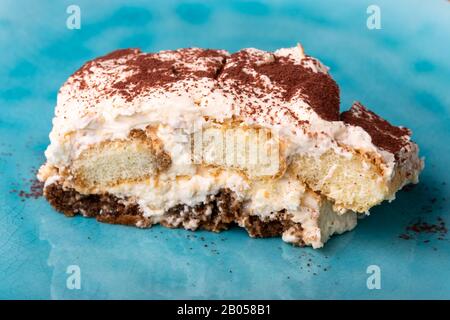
[43,46,421,184]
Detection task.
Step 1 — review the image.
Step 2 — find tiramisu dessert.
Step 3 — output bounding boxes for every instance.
[38,45,423,248]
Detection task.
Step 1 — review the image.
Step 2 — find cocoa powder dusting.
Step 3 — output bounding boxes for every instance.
[399,217,447,241]
[71,47,340,123]
[112,55,179,101]
[96,48,141,62]
[220,51,340,121]
[109,48,227,102]
[341,102,411,156]
[254,56,340,121]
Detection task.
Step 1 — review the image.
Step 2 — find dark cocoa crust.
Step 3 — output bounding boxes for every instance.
[44,183,304,244]
[161,190,240,232]
[341,102,411,157]
[238,212,299,238]
[45,183,149,227]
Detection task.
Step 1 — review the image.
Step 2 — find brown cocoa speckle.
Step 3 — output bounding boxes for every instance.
[399,217,447,242]
[12,170,44,200]
[341,102,411,158]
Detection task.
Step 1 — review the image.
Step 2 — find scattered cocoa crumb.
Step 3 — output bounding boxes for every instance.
[399,217,447,241]
[12,177,44,199]
[406,219,447,234]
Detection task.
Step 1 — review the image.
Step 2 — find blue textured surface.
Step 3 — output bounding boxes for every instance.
[0,0,449,299]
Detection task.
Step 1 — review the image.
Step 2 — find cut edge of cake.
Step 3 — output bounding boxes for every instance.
[37,45,424,248]
[41,177,357,249]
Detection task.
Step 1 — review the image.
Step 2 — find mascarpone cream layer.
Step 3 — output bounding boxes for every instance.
[44,47,398,183]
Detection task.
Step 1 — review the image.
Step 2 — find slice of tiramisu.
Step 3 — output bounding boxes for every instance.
[38,45,423,248]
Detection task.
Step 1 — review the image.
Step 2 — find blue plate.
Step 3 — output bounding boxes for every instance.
[1,0,449,299]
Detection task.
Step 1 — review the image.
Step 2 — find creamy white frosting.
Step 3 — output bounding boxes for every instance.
[44,46,398,181]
